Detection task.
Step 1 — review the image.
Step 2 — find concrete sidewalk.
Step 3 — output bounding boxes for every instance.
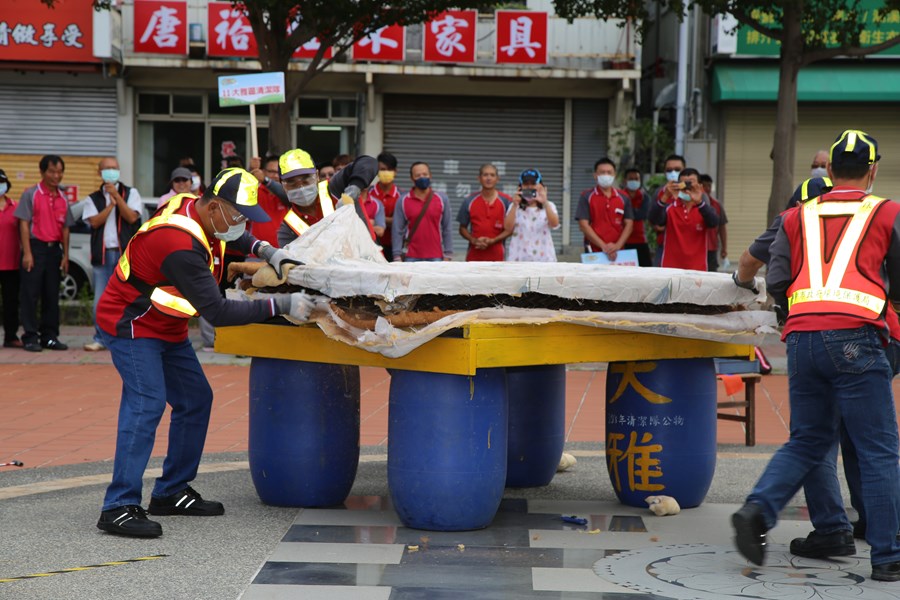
[0,326,887,599]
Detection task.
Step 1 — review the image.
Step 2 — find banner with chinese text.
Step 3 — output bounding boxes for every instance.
[352,25,405,62]
[208,2,257,58]
[134,0,188,56]
[0,0,95,63]
[495,11,548,65]
[218,72,285,107]
[423,10,477,63]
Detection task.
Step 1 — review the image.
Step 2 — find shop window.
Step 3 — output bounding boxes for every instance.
[332,99,357,118]
[299,98,329,119]
[138,93,170,115]
[172,94,203,114]
[136,121,206,197]
[298,125,357,165]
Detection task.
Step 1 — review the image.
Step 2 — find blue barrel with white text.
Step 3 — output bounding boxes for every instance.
[248,358,360,507]
[506,364,567,487]
[605,358,716,508]
[388,368,507,531]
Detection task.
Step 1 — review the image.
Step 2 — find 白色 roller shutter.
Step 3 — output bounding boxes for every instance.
[0,85,116,156]
[570,99,610,250]
[383,95,564,258]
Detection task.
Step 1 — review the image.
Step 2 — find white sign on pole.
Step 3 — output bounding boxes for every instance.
[217,72,286,107]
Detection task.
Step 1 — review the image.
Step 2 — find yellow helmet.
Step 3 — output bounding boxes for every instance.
[279,148,317,179]
[208,167,269,222]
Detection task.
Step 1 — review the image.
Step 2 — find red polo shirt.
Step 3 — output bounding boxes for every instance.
[399,191,446,260]
[370,183,399,248]
[576,187,633,252]
[659,200,710,271]
[461,194,509,261]
[0,197,19,270]
[30,183,68,242]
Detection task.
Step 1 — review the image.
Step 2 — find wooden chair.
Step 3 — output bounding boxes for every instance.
[716,373,762,447]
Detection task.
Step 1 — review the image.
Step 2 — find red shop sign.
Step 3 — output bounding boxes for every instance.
[0,0,96,63]
[208,2,257,58]
[495,11,548,65]
[352,25,405,62]
[134,0,188,55]
[423,10,477,63]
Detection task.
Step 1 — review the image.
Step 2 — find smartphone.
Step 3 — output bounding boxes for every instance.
[683,181,693,190]
[521,189,537,200]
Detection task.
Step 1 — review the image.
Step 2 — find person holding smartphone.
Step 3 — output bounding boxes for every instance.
[648,167,718,271]
[505,168,559,262]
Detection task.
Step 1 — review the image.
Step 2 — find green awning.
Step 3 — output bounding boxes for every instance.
[712,63,900,102]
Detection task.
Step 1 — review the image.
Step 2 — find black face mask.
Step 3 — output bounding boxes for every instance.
[414,177,431,190]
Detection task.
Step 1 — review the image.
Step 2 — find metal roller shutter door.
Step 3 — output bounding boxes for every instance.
[722,104,900,258]
[0,85,116,156]
[571,99,610,250]
[383,95,564,258]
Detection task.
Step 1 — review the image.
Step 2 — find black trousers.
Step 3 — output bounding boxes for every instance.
[0,269,20,343]
[624,243,652,267]
[19,241,62,344]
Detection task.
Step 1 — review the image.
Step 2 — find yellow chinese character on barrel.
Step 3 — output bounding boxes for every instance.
[607,431,664,493]
[608,362,673,405]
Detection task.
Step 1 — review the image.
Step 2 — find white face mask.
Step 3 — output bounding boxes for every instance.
[287,184,318,207]
[0,183,7,196]
[212,203,246,242]
[191,175,201,191]
[665,170,681,183]
[811,167,828,179]
[596,174,615,188]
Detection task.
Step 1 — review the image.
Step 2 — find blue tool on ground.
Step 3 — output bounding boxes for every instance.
[561,515,588,525]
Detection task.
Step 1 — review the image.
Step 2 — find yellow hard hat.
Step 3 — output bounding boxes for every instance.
[279,148,316,179]
[208,167,269,222]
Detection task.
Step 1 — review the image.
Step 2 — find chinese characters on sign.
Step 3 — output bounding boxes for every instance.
[0,0,94,63]
[423,10,477,63]
[208,2,257,58]
[352,25,405,62]
[218,72,286,107]
[607,431,664,493]
[293,37,334,60]
[496,10,548,65]
[134,0,187,56]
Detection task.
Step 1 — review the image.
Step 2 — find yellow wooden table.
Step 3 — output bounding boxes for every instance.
[217,321,754,530]
[215,322,754,374]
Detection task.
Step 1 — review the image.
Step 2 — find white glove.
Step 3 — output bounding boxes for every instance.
[289,291,316,322]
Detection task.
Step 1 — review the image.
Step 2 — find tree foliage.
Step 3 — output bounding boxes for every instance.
[555,0,900,223]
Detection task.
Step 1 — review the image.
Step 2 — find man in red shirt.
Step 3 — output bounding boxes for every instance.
[575,158,634,261]
[248,155,290,247]
[95,168,314,539]
[652,154,686,266]
[700,173,728,272]
[622,167,651,266]
[458,164,514,261]
[14,155,75,352]
[648,167,718,271]
[370,152,400,260]
[392,161,454,262]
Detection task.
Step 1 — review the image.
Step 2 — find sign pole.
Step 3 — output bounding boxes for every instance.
[249,103,259,159]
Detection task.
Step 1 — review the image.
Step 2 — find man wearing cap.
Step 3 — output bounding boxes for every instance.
[458,164,514,262]
[576,158,634,261]
[81,157,143,352]
[392,161,454,262]
[15,155,75,352]
[732,130,900,581]
[0,168,22,347]
[157,167,194,207]
[94,168,315,539]
[276,148,377,248]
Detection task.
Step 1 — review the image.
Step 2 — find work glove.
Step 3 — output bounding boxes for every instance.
[340,184,362,206]
[731,271,759,295]
[274,291,317,323]
[261,245,302,281]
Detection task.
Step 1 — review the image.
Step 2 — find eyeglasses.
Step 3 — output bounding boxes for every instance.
[222,204,248,224]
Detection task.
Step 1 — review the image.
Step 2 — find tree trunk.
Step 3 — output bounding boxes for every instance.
[766,7,803,224]
[268,103,293,156]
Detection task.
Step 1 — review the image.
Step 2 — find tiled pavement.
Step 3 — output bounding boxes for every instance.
[4,327,900,599]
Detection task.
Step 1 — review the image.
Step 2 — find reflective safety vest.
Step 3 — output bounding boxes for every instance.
[283,181,334,237]
[787,194,888,320]
[114,194,225,319]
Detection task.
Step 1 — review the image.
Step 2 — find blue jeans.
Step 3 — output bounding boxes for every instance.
[91,249,120,345]
[99,330,213,511]
[747,327,900,565]
[801,339,900,535]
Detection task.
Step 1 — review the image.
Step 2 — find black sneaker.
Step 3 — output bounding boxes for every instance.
[97,505,162,538]
[41,338,68,351]
[23,341,42,352]
[790,529,856,558]
[872,561,900,582]
[853,520,866,540]
[732,502,768,565]
[148,486,224,516]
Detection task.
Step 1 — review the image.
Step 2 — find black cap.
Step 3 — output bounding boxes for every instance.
[829,129,880,167]
[786,177,833,209]
[519,168,542,185]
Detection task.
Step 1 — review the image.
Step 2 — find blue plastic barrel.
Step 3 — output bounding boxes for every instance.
[248,358,360,507]
[388,368,507,531]
[506,364,566,487]
[605,358,716,508]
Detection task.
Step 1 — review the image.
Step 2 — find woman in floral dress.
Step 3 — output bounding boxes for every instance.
[505,179,559,262]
